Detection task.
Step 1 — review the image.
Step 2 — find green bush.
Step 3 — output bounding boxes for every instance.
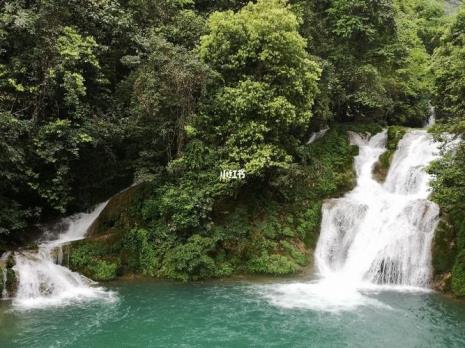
[123,228,158,276]
[161,234,219,281]
[247,253,299,275]
[88,259,118,281]
[69,241,119,281]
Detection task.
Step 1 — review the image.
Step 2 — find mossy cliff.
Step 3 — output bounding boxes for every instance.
[68,124,381,281]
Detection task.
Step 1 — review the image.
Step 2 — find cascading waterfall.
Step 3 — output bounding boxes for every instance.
[261,128,441,311]
[316,130,440,287]
[12,202,115,309]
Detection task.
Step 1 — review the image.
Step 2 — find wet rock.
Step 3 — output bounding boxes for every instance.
[6,268,17,296]
[87,183,149,237]
[372,151,391,183]
[0,253,17,298]
[433,272,452,293]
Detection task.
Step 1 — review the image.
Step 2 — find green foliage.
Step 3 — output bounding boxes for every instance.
[197,0,321,175]
[123,228,158,276]
[413,0,448,53]
[69,240,119,281]
[0,113,32,236]
[386,126,407,151]
[429,146,465,210]
[162,234,220,281]
[432,215,458,281]
[298,0,434,126]
[248,253,300,275]
[141,0,322,241]
[128,34,209,177]
[432,7,465,121]
[31,119,94,212]
[327,0,396,44]
[429,126,465,297]
[429,3,465,297]
[0,0,208,243]
[89,259,118,281]
[0,1,130,240]
[452,250,465,296]
[76,124,361,281]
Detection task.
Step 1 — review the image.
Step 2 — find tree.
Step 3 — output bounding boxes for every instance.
[196,0,321,176]
[0,0,172,241]
[433,7,465,121]
[141,0,321,236]
[297,0,433,126]
[128,34,209,179]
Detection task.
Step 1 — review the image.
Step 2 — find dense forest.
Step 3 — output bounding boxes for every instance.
[1,0,464,295]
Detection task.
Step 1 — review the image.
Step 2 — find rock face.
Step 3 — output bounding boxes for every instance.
[87,183,149,237]
[372,126,407,183]
[445,0,463,15]
[372,151,391,183]
[0,252,17,298]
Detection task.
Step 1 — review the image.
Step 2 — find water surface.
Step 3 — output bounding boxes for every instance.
[1,280,464,347]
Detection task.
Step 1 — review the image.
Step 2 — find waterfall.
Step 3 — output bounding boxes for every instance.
[12,202,115,309]
[316,130,440,287]
[261,129,441,311]
[307,127,330,144]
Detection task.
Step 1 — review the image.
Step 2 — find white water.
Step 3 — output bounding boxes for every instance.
[307,127,330,144]
[12,203,116,309]
[261,129,441,312]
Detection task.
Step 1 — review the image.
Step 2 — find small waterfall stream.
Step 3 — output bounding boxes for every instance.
[12,202,115,309]
[262,128,441,311]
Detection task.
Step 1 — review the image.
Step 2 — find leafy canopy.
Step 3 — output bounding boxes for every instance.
[196,0,321,175]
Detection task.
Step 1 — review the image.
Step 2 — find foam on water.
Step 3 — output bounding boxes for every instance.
[262,128,441,312]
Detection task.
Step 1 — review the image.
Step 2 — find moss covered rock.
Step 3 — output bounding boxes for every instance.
[87,183,149,237]
[373,126,407,183]
[0,254,18,297]
[6,268,17,295]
